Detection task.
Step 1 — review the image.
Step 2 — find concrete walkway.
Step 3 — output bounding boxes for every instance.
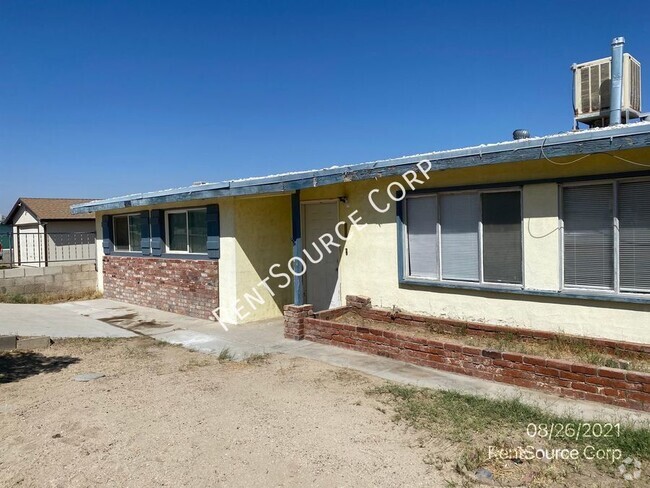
[0,303,136,338]
[55,298,650,425]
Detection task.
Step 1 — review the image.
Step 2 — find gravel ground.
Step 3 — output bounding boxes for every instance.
[0,337,460,487]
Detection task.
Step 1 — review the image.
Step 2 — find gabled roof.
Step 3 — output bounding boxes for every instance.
[71,121,650,214]
[4,198,96,224]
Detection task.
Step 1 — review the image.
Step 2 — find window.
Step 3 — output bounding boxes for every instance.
[406,195,438,278]
[562,184,614,289]
[403,189,522,286]
[482,192,523,284]
[441,193,480,281]
[619,181,650,291]
[562,179,650,294]
[113,214,141,252]
[165,209,207,254]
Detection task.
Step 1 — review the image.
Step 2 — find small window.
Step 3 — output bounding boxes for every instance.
[440,193,480,282]
[166,209,207,254]
[482,191,522,284]
[113,214,141,252]
[406,195,438,278]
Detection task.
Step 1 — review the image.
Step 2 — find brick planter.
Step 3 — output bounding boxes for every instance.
[284,296,650,412]
[103,256,219,319]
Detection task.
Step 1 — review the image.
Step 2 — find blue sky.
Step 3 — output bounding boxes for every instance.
[1,0,649,214]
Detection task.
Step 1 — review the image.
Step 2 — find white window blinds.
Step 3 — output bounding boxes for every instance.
[619,181,650,291]
[440,193,480,282]
[406,196,438,278]
[563,184,614,289]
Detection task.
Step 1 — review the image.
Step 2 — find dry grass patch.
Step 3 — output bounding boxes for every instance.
[0,288,102,304]
[336,311,650,373]
[370,384,650,486]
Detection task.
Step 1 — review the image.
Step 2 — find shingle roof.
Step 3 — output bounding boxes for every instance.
[4,198,96,224]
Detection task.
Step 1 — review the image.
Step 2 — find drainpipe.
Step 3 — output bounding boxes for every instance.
[291,190,303,305]
[609,36,625,126]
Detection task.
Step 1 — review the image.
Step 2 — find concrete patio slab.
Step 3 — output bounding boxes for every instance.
[60,298,650,425]
[0,303,136,338]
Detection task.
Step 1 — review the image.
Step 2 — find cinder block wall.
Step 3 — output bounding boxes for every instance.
[103,256,219,319]
[0,264,97,296]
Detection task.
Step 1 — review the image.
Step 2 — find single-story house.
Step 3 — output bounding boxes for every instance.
[3,198,96,267]
[72,122,650,344]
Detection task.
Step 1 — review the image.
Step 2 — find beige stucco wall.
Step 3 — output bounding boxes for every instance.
[309,160,650,344]
[217,195,293,324]
[95,214,104,292]
[230,195,293,323]
[89,147,650,339]
[522,183,560,290]
[217,198,238,323]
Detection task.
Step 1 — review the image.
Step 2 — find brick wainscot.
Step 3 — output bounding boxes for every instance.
[284,296,650,412]
[103,256,218,319]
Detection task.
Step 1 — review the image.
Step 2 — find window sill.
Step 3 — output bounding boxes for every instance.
[106,253,215,261]
[161,253,211,261]
[110,251,144,257]
[399,277,650,305]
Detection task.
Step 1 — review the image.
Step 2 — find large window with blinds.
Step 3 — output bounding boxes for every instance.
[562,178,650,294]
[402,189,523,286]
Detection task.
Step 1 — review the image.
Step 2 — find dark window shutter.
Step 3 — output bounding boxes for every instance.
[102,215,114,255]
[150,210,165,257]
[206,204,220,259]
[140,210,151,255]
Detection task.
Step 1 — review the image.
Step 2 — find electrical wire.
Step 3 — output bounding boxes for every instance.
[526,218,560,239]
[539,137,591,165]
[605,152,650,168]
[538,136,650,168]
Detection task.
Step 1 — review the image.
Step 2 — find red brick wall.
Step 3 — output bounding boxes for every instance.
[344,296,650,356]
[283,304,313,340]
[103,256,218,319]
[298,316,650,412]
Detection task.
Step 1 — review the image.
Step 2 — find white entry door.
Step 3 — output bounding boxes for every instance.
[303,202,341,311]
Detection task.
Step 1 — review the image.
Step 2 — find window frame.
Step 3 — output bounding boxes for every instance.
[112,213,141,253]
[164,207,208,255]
[400,187,525,290]
[559,175,650,297]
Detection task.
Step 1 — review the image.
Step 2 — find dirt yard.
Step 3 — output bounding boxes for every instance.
[0,337,450,487]
[0,338,647,487]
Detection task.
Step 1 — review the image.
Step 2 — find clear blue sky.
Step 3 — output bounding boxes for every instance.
[1,0,649,214]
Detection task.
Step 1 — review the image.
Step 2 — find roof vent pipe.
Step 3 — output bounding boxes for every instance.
[609,36,625,126]
[512,129,530,140]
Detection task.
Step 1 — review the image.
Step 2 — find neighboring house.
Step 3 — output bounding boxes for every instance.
[0,220,11,263]
[3,198,96,267]
[72,122,650,344]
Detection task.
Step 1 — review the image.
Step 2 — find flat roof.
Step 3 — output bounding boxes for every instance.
[71,122,650,214]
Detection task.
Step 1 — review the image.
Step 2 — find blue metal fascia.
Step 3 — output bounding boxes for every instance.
[71,124,650,215]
